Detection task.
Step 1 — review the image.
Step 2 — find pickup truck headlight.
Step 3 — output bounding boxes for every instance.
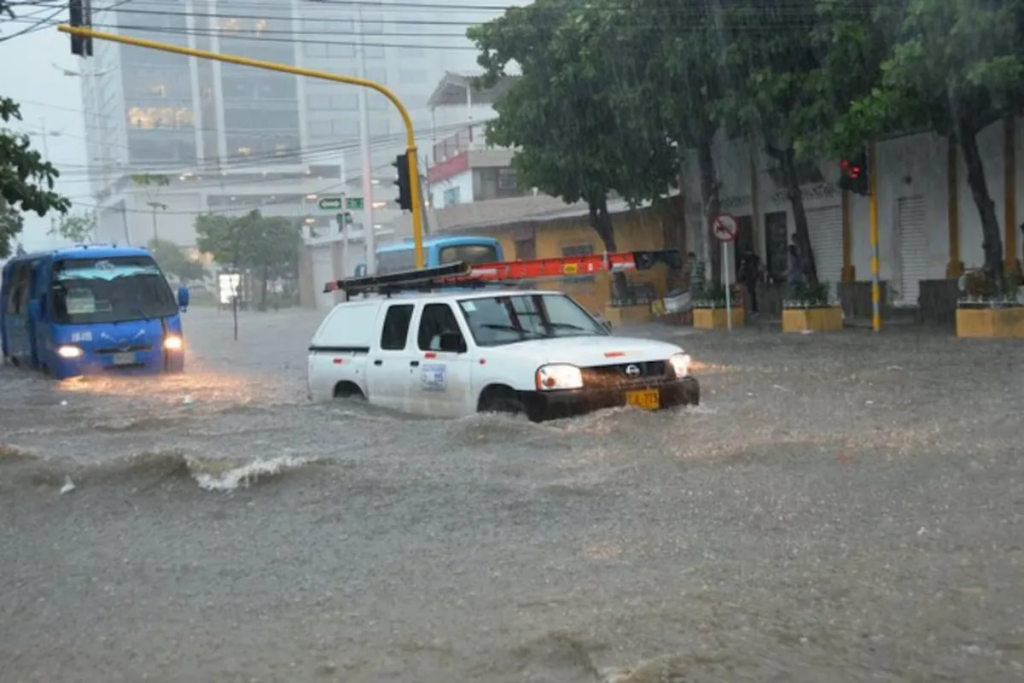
[535,363,583,391]
[668,353,691,378]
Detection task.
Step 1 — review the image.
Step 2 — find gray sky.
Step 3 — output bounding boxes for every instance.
[1,25,89,251]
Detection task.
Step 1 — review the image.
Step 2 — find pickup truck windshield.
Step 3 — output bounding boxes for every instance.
[50,256,178,325]
[458,293,607,347]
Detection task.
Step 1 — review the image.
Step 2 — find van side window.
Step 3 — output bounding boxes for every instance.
[7,263,30,316]
[380,304,414,350]
[417,303,464,351]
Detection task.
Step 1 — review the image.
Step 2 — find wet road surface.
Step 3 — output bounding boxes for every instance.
[2,308,1022,682]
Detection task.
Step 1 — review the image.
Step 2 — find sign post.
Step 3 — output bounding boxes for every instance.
[712,213,739,332]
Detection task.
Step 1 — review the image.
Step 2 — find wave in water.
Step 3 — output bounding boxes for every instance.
[0,447,317,493]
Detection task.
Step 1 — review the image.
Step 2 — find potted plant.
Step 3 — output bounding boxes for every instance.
[955,267,1024,338]
[692,283,744,330]
[781,281,843,333]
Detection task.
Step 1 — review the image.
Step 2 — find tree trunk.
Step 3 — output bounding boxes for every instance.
[957,117,1004,285]
[778,147,818,284]
[259,263,270,312]
[696,137,721,284]
[587,195,627,301]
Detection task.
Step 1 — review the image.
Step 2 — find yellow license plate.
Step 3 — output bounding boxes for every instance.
[626,389,660,410]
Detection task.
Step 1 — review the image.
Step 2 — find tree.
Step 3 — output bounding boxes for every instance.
[147,238,206,283]
[833,0,1024,285]
[195,210,301,311]
[49,211,97,244]
[594,0,728,281]
[132,173,170,243]
[467,0,677,297]
[716,0,887,284]
[0,97,70,258]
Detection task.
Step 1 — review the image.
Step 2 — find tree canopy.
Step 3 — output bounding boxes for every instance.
[148,238,207,283]
[0,97,70,258]
[49,211,96,244]
[194,210,301,310]
[468,0,1024,288]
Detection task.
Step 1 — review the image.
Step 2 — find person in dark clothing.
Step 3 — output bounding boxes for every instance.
[177,283,190,312]
[738,248,763,314]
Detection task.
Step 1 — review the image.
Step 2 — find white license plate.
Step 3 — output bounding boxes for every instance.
[111,352,136,365]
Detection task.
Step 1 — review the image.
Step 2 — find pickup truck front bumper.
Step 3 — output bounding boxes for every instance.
[518,375,700,422]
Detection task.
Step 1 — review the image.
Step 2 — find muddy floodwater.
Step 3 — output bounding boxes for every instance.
[1,308,1022,682]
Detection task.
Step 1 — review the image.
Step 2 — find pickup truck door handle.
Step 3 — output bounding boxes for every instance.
[410,360,419,367]
[373,360,383,366]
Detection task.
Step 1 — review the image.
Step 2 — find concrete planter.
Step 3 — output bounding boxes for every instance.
[782,306,844,333]
[956,306,1024,338]
[693,307,744,330]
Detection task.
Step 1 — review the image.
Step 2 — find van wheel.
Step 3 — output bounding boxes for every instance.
[333,381,366,400]
[478,385,530,419]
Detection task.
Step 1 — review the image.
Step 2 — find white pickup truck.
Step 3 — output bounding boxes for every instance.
[306,288,699,421]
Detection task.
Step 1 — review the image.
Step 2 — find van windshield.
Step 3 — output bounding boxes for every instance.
[50,256,178,325]
[457,293,608,347]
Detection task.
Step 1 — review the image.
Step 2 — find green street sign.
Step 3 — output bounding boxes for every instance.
[346,197,363,210]
[317,197,343,210]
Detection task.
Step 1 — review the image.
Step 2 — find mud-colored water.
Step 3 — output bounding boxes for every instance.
[2,309,1022,682]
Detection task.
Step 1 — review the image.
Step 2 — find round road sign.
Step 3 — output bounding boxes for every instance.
[712,213,738,242]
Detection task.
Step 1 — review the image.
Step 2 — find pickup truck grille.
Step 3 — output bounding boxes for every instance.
[581,360,668,387]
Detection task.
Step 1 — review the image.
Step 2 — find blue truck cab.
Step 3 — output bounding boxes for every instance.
[353,235,505,278]
[1,245,186,380]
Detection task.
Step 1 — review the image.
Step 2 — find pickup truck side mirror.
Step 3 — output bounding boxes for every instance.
[438,331,466,354]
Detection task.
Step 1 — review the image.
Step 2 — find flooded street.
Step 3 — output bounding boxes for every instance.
[2,308,1022,682]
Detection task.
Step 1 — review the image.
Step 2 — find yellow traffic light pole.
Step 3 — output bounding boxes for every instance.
[57,24,427,269]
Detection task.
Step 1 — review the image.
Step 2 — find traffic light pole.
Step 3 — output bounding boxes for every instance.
[58,24,427,269]
[868,142,881,332]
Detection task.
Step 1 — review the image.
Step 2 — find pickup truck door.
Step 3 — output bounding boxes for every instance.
[406,302,475,418]
[365,302,419,412]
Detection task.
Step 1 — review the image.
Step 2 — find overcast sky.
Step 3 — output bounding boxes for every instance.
[1,24,90,251]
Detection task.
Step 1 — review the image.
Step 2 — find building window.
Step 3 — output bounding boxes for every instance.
[514,237,536,260]
[307,94,332,110]
[333,94,358,110]
[400,46,425,58]
[366,67,387,84]
[370,120,390,138]
[399,69,427,84]
[362,15,383,33]
[307,120,331,137]
[443,186,461,206]
[331,119,357,137]
[562,244,594,257]
[328,42,355,58]
[498,168,517,190]
[364,43,385,58]
[304,42,327,58]
[127,105,194,129]
[369,95,388,111]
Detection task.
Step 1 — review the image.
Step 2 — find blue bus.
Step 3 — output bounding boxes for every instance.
[1,245,186,380]
[354,235,504,277]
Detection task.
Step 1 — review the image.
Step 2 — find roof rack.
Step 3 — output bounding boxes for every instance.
[323,249,682,299]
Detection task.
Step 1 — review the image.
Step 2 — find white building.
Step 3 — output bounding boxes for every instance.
[79,0,502,251]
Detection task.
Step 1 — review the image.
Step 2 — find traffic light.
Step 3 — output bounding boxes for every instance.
[838,149,869,196]
[69,0,93,57]
[392,153,412,211]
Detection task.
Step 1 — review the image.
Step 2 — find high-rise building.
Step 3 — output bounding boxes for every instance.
[81,0,501,250]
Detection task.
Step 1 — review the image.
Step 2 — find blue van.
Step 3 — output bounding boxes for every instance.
[353,235,504,277]
[1,245,186,380]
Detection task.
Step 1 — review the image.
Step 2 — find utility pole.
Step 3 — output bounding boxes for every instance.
[355,5,376,275]
[39,119,59,248]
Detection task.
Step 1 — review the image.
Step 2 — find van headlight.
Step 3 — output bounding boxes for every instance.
[535,364,583,391]
[56,345,83,359]
[163,335,183,351]
[668,353,691,378]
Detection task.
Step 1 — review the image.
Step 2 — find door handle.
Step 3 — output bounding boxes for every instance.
[373,360,383,366]
[410,360,419,367]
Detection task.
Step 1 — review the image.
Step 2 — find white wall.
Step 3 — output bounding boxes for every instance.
[430,170,474,209]
[679,117,1023,301]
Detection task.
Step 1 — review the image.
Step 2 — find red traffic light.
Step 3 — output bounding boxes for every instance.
[840,159,861,179]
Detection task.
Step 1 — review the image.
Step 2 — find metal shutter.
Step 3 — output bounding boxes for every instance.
[896,196,928,306]
[806,205,844,292]
[311,245,335,312]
